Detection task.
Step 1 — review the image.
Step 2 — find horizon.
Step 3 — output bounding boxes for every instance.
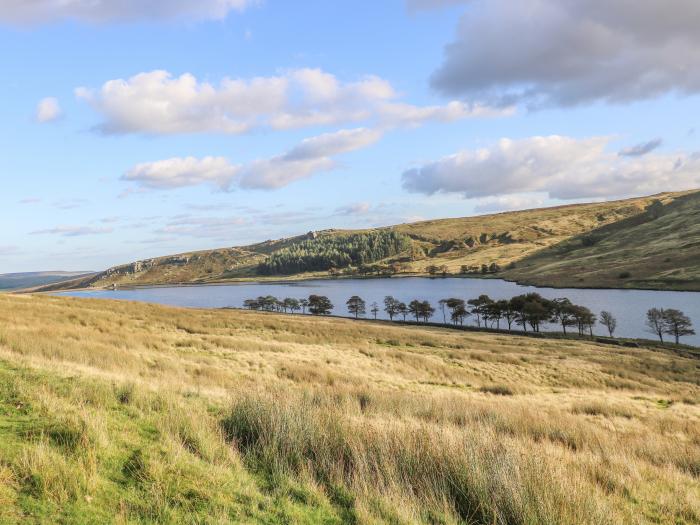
[2,0,700,273]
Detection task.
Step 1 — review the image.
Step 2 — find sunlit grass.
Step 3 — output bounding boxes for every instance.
[0,293,698,523]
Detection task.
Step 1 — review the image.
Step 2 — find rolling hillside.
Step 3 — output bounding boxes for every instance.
[0,272,93,291]
[34,190,698,292]
[503,190,700,290]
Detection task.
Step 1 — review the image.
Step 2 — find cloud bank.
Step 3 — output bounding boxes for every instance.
[0,0,254,24]
[76,69,508,135]
[402,135,700,200]
[430,0,700,107]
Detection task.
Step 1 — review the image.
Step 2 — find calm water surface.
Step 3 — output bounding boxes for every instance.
[59,278,700,346]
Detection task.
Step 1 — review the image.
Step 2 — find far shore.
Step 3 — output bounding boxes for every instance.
[29,270,700,294]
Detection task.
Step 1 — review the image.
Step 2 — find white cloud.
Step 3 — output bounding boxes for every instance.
[473,194,545,214]
[124,156,239,190]
[430,0,700,107]
[31,226,113,237]
[36,97,61,122]
[76,68,508,135]
[0,0,255,24]
[123,128,382,191]
[157,216,247,239]
[335,202,371,216]
[402,135,700,200]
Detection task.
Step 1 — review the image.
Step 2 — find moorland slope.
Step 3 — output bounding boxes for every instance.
[35,190,698,292]
[503,190,700,290]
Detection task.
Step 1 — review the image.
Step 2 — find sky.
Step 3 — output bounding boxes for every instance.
[1,0,699,273]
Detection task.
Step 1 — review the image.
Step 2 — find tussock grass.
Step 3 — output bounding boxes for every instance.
[0,294,699,523]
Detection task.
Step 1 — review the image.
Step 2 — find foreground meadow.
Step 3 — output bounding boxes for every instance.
[0,294,698,524]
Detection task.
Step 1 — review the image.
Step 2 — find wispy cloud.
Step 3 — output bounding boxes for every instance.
[0,0,256,25]
[619,138,663,157]
[31,226,113,237]
[334,202,371,216]
[35,97,62,123]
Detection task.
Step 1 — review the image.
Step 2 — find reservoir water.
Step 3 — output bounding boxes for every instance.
[59,277,700,346]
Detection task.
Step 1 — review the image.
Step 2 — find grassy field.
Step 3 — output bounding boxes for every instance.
[0,294,698,524]
[37,191,699,292]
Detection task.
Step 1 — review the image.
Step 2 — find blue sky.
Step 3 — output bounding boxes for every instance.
[1,0,699,272]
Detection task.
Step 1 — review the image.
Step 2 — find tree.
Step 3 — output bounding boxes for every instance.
[426,265,440,276]
[501,300,517,331]
[420,300,435,322]
[397,302,408,321]
[384,296,400,321]
[485,301,503,329]
[445,298,466,325]
[257,231,411,275]
[662,309,695,344]
[646,308,666,342]
[370,302,380,319]
[346,296,366,318]
[451,304,468,325]
[438,299,448,324]
[468,295,493,328]
[308,295,333,315]
[283,298,300,313]
[511,293,552,332]
[408,300,422,322]
[256,296,278,312]
[600,311,617,337]
[299,298,309,314]
[550,298,575,336]
[243,298,259,310]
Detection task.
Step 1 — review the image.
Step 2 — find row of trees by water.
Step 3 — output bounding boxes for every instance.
[241,293,696,344]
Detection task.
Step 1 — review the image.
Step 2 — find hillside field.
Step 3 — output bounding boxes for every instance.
[36,190,700,292]
[0,294,698,524]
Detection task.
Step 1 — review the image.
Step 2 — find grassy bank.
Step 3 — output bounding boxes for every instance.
[0,294,699,523]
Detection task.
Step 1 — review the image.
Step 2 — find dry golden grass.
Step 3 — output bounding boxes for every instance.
[0,293,698,523]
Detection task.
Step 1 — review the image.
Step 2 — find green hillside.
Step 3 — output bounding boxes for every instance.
[503,190,700,290]
[33,190,698,292]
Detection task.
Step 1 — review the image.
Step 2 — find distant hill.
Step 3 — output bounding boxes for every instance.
[34,190,699,292]
[502,190,700,290]
[0,271,95,291]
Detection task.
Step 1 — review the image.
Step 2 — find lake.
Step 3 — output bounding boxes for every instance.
[58,277,700,346]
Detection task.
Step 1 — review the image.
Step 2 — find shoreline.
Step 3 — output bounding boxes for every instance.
[34,271,700,294]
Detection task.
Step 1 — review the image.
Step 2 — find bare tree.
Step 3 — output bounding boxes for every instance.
[646,308,666,343]
[370,302,380,319]
[599,311,617,337]
[438,299,448,324]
